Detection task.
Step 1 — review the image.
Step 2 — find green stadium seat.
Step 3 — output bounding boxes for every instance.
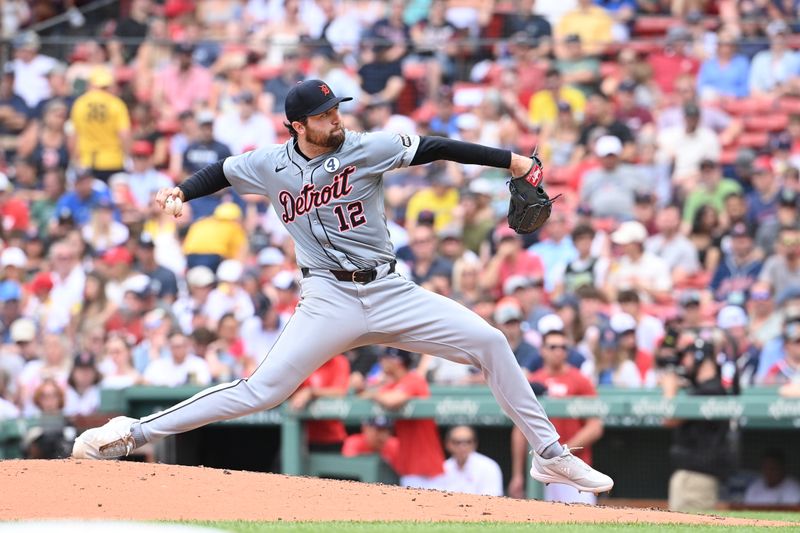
[307,453,399,484]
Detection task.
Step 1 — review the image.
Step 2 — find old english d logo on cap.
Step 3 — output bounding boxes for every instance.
[285,79,353,122]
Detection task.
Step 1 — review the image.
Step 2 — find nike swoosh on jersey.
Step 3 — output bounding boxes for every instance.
[275,165,287,173]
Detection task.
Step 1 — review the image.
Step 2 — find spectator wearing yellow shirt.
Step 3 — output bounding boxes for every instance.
[69,67,131,182]
[555,0,614,57]
[528,68,586,130]
[405,166,459,233]
[182,202,248,272]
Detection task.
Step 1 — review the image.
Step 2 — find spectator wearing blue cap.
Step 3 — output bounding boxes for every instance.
[53,169,114,226]
[134,233,178,302]
[710,223,763,302]
[593,319,642,388]
[342,415,400,472]
[746,161,781,227]
[361,347,446,489]
[0,280,22,343]
[615,79,654,137]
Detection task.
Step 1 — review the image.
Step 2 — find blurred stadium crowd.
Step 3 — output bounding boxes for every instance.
[1,0,800,506]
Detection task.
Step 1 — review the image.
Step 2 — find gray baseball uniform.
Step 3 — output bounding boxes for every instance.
[137,130,560,456]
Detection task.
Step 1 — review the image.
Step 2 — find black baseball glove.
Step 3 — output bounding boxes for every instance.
[507,153,561,234]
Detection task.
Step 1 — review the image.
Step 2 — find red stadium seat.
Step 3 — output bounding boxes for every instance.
[634,16,677,37]
[721,98,774,116]
[402,62,426,80]
[516,133,538,156]
[545,167,570,185]
[252,65,281,81]
[743,114,789,132]
[778,98,800,115]
[627,40,663,55]
[600,61,619,79]
[737,131,770,149]
[719,148,739,165]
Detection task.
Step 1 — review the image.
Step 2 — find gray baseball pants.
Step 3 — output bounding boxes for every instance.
[139,265,560,454]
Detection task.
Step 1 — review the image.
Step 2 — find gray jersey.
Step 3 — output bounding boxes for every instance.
[223,130,420,270]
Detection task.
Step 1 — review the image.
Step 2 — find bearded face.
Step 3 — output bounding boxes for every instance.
[305,124,345,148]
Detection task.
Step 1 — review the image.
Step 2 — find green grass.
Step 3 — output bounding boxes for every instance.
[713,510,800,522]
[186,519,800,533]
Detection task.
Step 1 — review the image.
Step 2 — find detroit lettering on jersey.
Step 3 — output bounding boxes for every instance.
[279,166,355,223]
[222,130,421,271]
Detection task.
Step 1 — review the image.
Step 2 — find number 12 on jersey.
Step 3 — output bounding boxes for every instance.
[333,202,366,232]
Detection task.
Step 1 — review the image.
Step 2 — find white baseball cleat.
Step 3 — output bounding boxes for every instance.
[72,416,138,460]
[530,446,614,494]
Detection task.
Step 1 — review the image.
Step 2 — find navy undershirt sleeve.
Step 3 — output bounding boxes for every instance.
[177,159,231,201]
[410,136,512,168]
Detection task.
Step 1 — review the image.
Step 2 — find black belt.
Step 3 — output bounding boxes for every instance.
[301,260,396,284]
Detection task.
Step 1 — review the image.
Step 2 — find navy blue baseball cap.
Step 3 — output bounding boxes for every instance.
[285,79,353,122]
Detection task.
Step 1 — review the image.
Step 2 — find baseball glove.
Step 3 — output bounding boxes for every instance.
[507,153,561,234]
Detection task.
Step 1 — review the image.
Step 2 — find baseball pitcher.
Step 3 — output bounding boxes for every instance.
[73,80,613,495]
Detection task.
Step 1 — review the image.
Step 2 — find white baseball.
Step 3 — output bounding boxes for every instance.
[164,196,183,216]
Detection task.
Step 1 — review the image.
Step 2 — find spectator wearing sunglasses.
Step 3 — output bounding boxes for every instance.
[755,190,799,256]
[759,226,800,297]
[747,282,777,349]
[761,321,800,385]
[440,425,502,496]
[508,329,603,503]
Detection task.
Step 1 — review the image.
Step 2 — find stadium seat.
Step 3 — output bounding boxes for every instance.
[252,65,282,82]
[721,98,774,116]
[452,82,486,109]
[778,98,800,115]
[743,114,789,132]
[600,61,619,79]
[516,133,538,156]
[545,167,570,185]
[737,131,770,149]
[307,453,398,484]
[719,148,739,166]
[626,40,663,55]
[633,16,676,37]
[402,62,426,81]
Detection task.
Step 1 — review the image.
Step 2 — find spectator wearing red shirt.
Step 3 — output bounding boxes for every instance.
[481,225,545,300]
[341,415,400,472]
[648,27,700,96]
[153,43,213,120]
[289,354,350,452]
[509,330,603,503]
[361,348,446,489]
[0,172,30,233]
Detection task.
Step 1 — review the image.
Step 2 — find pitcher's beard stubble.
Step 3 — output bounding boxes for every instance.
[307,126,345,148]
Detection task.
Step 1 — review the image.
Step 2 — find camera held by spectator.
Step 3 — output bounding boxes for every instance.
[662,333,738,512]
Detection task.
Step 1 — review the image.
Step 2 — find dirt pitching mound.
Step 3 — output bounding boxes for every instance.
[0,460,788,525]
